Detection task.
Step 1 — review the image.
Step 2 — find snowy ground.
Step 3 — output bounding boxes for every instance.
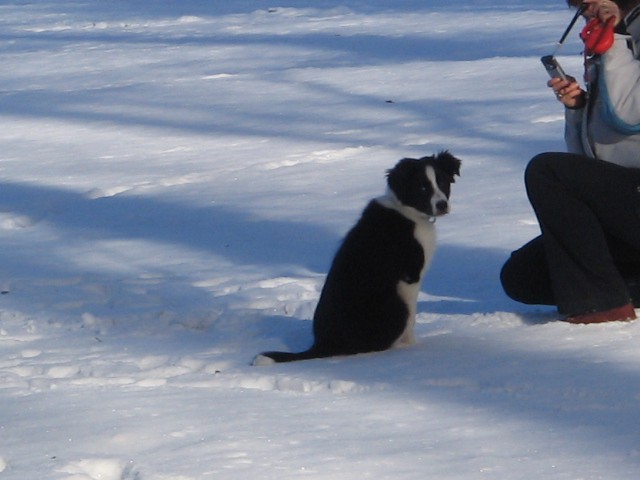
[1,1,640,479]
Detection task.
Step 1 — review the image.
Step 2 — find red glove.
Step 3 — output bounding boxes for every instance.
[580,16,616,55]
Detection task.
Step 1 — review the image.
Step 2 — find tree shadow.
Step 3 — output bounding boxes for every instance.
[0,180,338,272]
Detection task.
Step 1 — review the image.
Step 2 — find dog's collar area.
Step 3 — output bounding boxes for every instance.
[376,192,437,224]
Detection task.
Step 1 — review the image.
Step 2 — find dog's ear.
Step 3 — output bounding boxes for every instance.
[433,150,461,180]
[386,158,419,191]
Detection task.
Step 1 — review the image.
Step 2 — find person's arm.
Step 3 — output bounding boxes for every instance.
[548,76,588,154]
[564,106,587,155]
[599,31,640,133]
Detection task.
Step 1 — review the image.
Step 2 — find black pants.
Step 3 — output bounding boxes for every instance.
[500,152,640,316]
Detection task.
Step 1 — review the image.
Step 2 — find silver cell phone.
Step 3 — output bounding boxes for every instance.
[541,55,567,81]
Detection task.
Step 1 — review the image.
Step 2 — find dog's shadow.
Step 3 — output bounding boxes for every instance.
[419,243,530,315]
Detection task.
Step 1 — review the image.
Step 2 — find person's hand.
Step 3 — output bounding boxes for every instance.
[548,76,586,109]
[582,0,622,26]
[580,1,619,55]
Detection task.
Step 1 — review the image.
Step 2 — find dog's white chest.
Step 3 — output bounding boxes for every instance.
[413,220,437,272]
[394,221,436,346]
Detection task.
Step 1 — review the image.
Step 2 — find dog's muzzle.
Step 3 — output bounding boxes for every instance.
[435,200,449,215]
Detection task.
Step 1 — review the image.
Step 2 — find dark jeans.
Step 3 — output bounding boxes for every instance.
[500,152,640,316]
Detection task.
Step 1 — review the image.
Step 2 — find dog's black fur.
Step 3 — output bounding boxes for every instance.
[252,151,461,365]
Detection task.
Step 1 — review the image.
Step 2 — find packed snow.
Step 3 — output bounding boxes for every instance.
[1,1,640,479]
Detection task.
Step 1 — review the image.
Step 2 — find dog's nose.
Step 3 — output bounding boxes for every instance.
[435,200,449,214]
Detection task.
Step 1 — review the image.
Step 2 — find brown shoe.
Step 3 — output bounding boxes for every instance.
[565,303,637,324]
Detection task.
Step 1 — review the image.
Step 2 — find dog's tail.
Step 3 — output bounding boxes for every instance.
[251,346,332,366]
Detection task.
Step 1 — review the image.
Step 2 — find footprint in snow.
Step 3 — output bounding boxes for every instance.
[0,213,37,230]
[58,458,139,480]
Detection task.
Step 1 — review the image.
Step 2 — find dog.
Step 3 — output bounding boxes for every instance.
[252,151,461,365]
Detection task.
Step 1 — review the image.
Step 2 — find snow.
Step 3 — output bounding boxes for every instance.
[1,0,639,478]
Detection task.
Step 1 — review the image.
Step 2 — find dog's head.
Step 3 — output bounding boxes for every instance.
[386,151,461,218]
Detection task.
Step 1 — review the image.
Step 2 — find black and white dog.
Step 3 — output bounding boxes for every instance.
[253,151,461,365]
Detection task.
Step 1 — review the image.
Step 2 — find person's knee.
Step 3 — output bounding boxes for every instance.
[524,153,555,190]
[500,256,523,302]
[500,247,553,306]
